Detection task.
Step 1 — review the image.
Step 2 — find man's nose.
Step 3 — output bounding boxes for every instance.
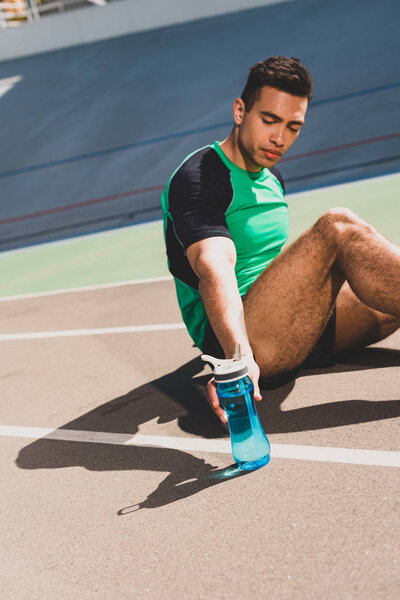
[269,126,285,147]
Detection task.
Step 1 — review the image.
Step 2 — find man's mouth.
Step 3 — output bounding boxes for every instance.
[261,149,282,159]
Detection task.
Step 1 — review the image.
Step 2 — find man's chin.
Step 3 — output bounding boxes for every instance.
[259,155,281,168]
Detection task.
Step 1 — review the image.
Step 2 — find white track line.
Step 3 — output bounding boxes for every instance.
[0,323,185,340]
[1,425,399,467]
[0,276,173,304]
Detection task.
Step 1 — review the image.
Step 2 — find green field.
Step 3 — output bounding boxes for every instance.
[0,173,398,298]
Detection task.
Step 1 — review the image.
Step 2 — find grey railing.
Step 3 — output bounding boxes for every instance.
[0,0,107,27]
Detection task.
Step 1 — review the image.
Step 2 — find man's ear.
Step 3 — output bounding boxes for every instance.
[233,97,246,125]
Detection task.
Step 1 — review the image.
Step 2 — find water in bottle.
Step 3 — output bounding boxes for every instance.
[201,345,270,471]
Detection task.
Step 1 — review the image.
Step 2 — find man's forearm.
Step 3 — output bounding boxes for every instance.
[199,268,252,359]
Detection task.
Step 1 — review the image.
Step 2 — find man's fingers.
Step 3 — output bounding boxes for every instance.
[211,399,228,423]
[216,407,228,423]
[249,373,262,401]
[207,379,228,423]
[207,378,219,406]
[254,387,262,401]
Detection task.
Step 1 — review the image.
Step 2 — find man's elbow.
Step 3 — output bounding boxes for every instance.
[196,256,235,285]
[187,237,236,279]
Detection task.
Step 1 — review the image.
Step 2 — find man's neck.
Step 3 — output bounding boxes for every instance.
[219,132,262,173]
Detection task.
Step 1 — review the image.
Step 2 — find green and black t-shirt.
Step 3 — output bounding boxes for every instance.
[161,141,288,350]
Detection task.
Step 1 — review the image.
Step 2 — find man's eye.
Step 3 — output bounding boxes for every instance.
[262,119,274,125]
[289,126,301,132]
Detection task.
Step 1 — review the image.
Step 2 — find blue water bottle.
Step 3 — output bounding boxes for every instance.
[201,344,270,471]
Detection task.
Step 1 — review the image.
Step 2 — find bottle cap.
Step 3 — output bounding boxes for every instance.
[201,343,249,382]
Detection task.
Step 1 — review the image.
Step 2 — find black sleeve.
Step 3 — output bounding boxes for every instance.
[269,166,285,194]
[168,147,234,251]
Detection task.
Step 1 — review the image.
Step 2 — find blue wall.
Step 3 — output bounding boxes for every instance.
[0,0,399,249]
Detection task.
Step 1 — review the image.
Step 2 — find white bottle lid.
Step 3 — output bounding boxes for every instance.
[201,344,249,383]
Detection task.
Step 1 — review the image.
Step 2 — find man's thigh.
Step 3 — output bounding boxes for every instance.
[334,282,399,355]
[242,223,344,377]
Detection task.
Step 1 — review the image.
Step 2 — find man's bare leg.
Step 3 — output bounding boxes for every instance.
[243,208,400,378]
[334,282,399,355]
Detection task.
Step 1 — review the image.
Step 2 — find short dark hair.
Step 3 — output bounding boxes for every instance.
[241,56,313,111]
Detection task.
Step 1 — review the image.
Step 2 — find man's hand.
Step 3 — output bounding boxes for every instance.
[187,236,262,421]
[207,356,262,424]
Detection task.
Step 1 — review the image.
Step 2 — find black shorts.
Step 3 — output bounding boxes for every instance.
[202,307,337,370]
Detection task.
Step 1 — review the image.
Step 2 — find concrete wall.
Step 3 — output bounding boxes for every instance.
[0,0,293,63]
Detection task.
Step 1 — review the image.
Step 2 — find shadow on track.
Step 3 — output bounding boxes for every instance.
[258,347,400,433]
[15,346,400,510]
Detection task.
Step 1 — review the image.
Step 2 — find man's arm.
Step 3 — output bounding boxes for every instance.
[186,236,262,422]
[187,236,250,358]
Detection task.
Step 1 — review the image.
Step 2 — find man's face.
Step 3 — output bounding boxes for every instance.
[234,85,308,171]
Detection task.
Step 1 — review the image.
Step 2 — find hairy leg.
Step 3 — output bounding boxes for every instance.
[243,208,400,378]
[334,282,400,355]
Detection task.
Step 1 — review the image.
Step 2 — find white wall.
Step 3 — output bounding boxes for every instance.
[0,0,294,63]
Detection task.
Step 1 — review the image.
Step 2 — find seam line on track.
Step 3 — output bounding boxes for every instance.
[1,81,399,180]
[1,133,399,224]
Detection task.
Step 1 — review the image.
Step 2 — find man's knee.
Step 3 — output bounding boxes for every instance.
[314,207,375,244]
[316,207,359,230]
[253,344,304,379]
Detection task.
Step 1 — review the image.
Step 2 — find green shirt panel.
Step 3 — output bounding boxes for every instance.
[212,142,288,295]
[161,141,288,350]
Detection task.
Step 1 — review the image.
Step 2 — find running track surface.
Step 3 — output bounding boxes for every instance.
[1,277,399,598]
[1,172,399,597]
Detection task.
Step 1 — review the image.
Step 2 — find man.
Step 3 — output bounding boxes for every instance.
[161,56,400,424]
